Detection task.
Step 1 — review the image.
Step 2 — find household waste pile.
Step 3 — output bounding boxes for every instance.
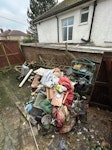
[19,57,96,134]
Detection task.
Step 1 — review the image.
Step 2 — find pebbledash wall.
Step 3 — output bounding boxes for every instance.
[37,0,112,47]
[91,0,112,47]
[37,18,58,43]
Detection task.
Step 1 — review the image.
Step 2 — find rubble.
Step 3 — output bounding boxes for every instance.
[0,66,112,150]
[16,57,96,135]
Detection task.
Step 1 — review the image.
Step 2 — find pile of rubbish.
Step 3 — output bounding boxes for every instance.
[17,57,96,134]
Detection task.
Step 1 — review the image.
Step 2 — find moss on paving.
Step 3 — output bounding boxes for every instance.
[0,68,30,111]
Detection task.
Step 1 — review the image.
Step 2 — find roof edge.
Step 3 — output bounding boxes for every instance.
[34,0,94,23]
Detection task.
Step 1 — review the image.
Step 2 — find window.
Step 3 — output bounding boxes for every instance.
[62,17,74,41]
[80,7,89,23]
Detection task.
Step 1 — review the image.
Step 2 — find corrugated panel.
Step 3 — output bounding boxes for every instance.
[0,40,25,68]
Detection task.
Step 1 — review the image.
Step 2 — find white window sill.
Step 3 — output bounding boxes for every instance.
[79,22,88,26]
[62,40,73,43]
[104,41,112,43]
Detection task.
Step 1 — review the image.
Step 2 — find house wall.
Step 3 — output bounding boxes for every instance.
[58,4,94,43]
[37,0,112,47]
[37,18,58,43]
[37,2,94,44]
[91,0,112,47]
[7,36,26,41]
[0,37,7,40]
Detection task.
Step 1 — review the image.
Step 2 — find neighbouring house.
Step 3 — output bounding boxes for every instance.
[34,0,112,47]
[0,29,11,40]
[0,29,27,42]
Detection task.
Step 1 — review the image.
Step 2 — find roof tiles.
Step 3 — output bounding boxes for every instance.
[0,30,26,37]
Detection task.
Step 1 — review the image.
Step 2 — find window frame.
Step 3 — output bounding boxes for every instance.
[80,6,89,24]
[62,16,74,42]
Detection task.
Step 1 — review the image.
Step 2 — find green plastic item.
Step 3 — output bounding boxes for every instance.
[33,93,46,109]
[71,57,96,84]
[39,98,53,114]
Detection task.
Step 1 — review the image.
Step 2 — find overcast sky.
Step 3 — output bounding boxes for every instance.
[0,0,63,33]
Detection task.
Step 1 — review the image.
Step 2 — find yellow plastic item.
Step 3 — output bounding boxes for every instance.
[73,64,82,70]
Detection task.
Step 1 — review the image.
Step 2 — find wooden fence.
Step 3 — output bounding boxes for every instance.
[0,40,24,69]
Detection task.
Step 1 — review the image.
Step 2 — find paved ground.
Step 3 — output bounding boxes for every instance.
[0,69,36,150]
[0,68,112,150]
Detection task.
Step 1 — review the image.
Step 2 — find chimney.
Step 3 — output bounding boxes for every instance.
[0,28,3,33]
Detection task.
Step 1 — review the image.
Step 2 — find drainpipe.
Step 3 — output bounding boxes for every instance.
[81,0,97,43]
[56,16,59,43]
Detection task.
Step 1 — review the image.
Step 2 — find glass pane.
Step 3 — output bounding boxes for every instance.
[81,13,88,23]
[68,27,73,40]
[62,27,67,41]
[68,17,74,25]
[62,19,67,27]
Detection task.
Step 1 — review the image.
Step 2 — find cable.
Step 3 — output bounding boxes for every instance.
[0,15,27,26]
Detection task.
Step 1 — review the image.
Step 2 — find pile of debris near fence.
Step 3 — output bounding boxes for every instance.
[16,57,96,134]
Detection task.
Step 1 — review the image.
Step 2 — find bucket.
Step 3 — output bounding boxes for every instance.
[41,114,52,129]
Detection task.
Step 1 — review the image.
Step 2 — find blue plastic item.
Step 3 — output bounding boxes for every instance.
[59,139,68,150]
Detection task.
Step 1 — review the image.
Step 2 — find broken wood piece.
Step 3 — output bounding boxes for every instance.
[28,119,40,150]
[19,69,33,87]
[63,92,69,104]
[15,102,39,150]
[46,87,54,99]
[15,102,28,121]
[1,43,11,67]
[51,91,64,107]
[31,74,40,89]
[49,88,54,99]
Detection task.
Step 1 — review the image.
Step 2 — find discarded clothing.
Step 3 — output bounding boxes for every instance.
[52,105,69,128]
[59,76,74,107]
[40,70,59,88]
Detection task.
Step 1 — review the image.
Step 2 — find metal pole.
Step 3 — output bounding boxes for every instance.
[28,119,39,150]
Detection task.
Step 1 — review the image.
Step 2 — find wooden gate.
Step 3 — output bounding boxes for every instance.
[90,52,112,110]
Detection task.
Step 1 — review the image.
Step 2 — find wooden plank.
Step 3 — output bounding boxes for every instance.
[95,81,108,86]
[0,41,24,69]
[1,43,11,67]
[15,101,28,121]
